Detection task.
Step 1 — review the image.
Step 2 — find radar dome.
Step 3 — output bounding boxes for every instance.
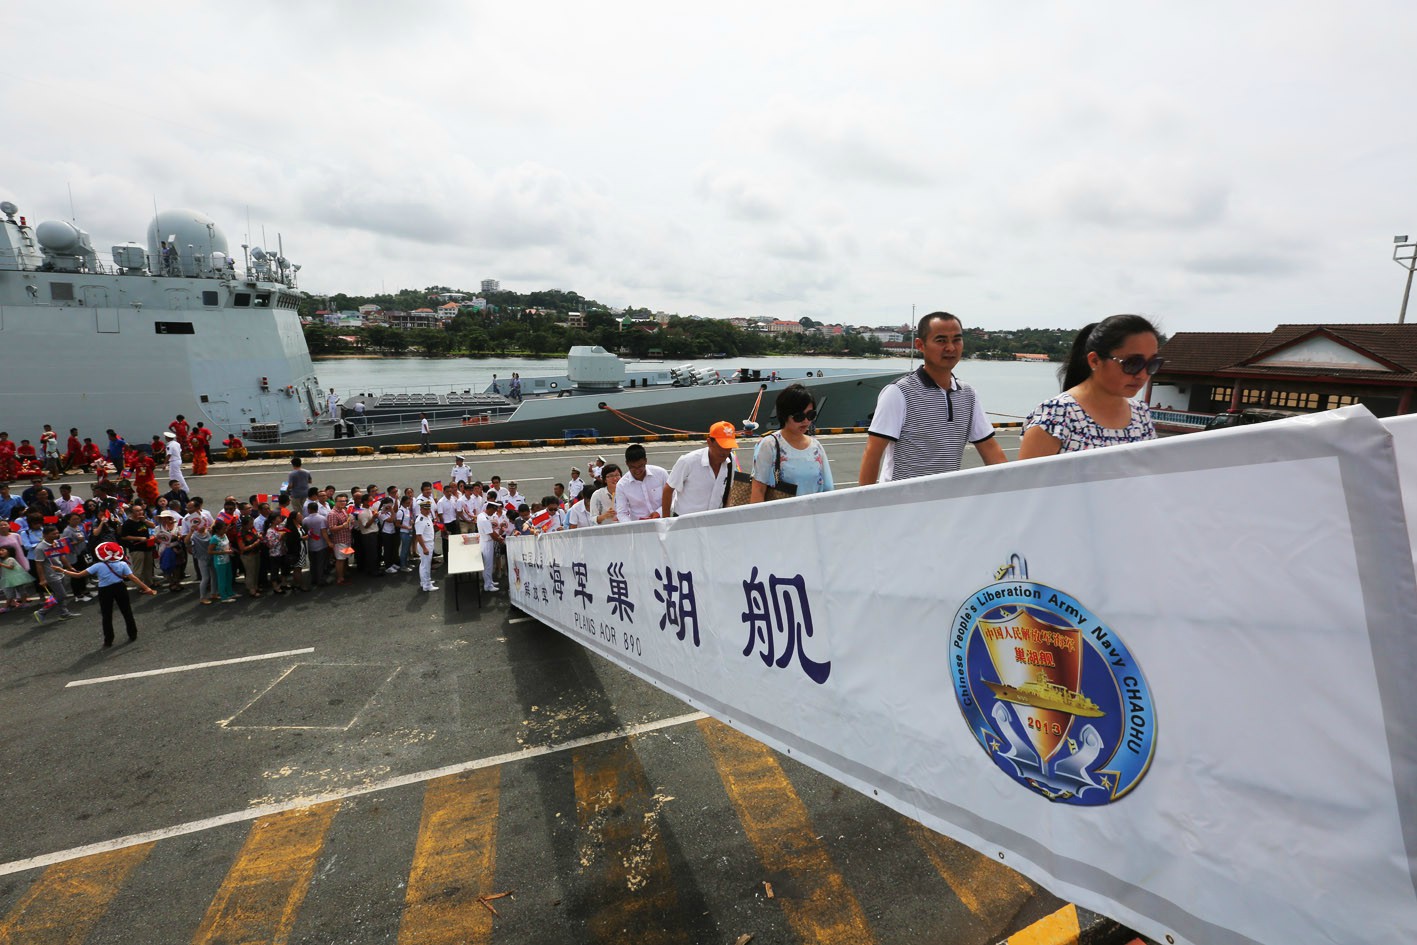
[145,208,228,274]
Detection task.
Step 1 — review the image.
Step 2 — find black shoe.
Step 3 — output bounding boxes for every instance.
[127,633,137,642]
[102,640,113,648]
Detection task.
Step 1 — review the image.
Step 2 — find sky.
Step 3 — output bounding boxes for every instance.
[5,2,1417,332]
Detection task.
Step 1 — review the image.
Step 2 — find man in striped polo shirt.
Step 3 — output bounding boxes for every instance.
[858,311,1007,484]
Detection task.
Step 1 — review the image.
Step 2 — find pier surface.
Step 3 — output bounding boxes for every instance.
[0,434,1131,945]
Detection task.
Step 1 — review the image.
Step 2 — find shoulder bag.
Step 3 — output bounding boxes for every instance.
[724,434,798,507]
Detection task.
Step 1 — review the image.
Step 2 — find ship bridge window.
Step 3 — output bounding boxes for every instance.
[202,290,218,306]
[155,321,195,334]
[50,282,74,301]
[254,293,271,307]
[234,292,252,307]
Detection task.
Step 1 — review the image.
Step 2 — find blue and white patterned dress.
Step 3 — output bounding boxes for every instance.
[1024,393,1156,453]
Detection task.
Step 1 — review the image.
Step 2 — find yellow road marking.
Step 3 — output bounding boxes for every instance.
[1006,903,1080,944]
[0,843,153,945]
[909,822,1038,927]
[573,740,690,945]
[699,720,876,945]
[398,768,502,945]
[190,801,337,945]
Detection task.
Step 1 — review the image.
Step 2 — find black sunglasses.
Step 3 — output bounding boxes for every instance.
[1108,354,1164,376]
[788,408,817,423]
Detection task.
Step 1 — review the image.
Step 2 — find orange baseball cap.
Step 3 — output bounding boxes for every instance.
[708,421,738,449]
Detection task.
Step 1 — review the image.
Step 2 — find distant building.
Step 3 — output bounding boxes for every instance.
[481,279,500,294]
[358,303,382,315]
[435,292,467,302]
[567,311,587,328]
[1151,323,1417,425]
[766,320,804,335]
[1013,353,1050,362]
[389,308,441,330]
[437,302,460,319]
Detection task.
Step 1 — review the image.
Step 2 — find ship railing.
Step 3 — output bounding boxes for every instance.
[1151,409,1212,430]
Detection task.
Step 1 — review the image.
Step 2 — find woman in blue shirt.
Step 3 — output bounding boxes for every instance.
[750,384,835,502]
[54,541,157,648]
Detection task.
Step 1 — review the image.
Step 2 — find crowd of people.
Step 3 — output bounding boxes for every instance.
[2,313,1163,648]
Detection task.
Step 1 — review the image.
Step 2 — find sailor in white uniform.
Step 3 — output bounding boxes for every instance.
[476,500,501,592]
[163,432,189,491]
[414,498,438,592]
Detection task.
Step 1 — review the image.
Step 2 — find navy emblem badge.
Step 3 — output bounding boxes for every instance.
[950,555,1156,804]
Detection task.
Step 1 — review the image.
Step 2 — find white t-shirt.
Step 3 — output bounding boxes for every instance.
[450,463,471,483]
[436,495,459,524]
[567,476,584,499]
[567,499,591,529]
[666,447,729,516]
[420,417,430,434]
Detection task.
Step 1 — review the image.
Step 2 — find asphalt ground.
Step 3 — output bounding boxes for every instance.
[0,433,1105,945]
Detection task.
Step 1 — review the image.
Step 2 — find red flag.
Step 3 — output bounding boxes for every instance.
[43,515,59,524]
[432,481,443,492]
[256,493,270,503]
[530,509,552,531]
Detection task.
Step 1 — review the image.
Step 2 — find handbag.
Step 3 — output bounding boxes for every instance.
[724,434,798,507]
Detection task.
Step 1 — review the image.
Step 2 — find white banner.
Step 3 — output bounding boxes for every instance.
[509,405,1417,945]
[1384,413,1417,568]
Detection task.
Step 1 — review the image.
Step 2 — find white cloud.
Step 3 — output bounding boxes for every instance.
[4,2,1417,330]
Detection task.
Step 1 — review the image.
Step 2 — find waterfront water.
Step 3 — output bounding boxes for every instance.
[313,355,1063,421]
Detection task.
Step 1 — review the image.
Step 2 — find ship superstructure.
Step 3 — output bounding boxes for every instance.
[0,201,323,442]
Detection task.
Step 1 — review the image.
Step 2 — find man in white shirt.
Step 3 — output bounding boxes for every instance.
[663,421,736,517]
[413,498,438,592]
[435,485,460,555]
[614,443,669,522]
[164,432,189,491]
[450,455,472,485]
[566,496,591,529]
[420,413,430,453]
[588,456,605,482]
[502,481,523,510]
[475,500,501,592]
[56,484,83,517]
[567,469,584,500]
[327,388,340,421]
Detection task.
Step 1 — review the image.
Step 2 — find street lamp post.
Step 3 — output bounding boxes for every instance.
[1395,235,1416,324]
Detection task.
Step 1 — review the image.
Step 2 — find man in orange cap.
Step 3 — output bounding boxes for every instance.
[663,421,738,517]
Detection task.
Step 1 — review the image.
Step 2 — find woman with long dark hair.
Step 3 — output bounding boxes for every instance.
[1019,314,1161,459]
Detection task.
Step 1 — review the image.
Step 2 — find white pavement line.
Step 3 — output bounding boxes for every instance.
[0,710,709,878]
[507,616,538,624]
[64,648,316,689]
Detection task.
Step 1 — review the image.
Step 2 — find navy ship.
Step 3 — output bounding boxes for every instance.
[0,199,900,448]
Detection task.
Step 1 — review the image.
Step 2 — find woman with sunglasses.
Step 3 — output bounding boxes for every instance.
[1019,314,1161,459]
[750,384,835,502]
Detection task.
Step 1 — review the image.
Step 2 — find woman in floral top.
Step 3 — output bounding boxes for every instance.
[1020,314,1160,458]
[750,384,835,501]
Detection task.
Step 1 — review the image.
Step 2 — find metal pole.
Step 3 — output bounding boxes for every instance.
[1400,262,1414,325]
[1394,239,1415,324]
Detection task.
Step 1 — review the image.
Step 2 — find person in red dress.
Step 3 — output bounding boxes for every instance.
[0,433,16,484]
[64,428,83,472]
[190,423,212,475]
[131,449,160,506]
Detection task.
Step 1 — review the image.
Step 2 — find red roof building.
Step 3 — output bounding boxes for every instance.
[1151,324,1417,421]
